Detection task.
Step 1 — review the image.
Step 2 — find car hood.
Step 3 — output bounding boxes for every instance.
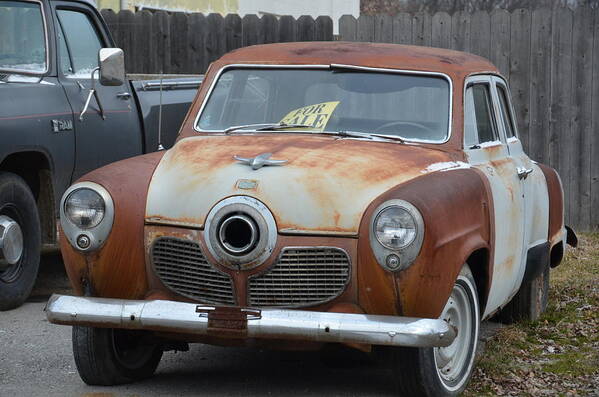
[145,134,460,235]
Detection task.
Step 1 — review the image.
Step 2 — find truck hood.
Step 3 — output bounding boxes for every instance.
[145,134,460,235]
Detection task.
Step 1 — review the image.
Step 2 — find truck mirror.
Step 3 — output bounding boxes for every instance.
[98,48,125,86]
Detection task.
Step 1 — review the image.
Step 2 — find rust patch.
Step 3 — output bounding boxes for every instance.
[537,163,564,245]
[60,152,166,299]
[358,168,493,319]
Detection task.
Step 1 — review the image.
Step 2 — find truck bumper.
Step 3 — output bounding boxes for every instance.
[45,294,456,348]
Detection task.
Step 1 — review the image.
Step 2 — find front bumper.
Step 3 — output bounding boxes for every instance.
[45,294,456,348]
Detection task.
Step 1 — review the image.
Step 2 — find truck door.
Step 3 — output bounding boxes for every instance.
[463,75,527,318]
[51,1,143,181]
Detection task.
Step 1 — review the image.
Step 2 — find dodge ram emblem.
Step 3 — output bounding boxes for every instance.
[233,153,288,170]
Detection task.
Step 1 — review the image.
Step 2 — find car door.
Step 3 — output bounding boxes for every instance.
[463,75,527,318]
[490,76,549,292]
[51,1,142,181]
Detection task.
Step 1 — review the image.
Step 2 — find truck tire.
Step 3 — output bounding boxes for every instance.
[387,265,480,397]
[495,265,549,324]
[0,172,41,311]
[72,326,163,385]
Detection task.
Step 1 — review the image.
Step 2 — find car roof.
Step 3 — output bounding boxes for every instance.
[218,41,499,77]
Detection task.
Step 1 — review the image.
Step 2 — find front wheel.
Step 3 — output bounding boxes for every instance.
[0,172,41,311]
[389,264,480,396]
[72,326,163,385]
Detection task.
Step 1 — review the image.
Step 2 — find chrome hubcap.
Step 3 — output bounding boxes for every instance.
[434,281,473,387]
[0,215,24,269]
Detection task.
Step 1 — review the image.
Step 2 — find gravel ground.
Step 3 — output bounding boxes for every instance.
[0,253,501,397]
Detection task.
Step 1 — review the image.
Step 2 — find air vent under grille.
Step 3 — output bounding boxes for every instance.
[152,237,235,305]
[248,247,351,307]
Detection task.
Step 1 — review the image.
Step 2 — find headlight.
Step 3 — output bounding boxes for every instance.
[369,199,424,272]
[64,188,105,229]
[374,206,417,249]
[60,182,114,252]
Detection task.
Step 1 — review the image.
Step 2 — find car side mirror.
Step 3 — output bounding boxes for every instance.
[98,48,125,86]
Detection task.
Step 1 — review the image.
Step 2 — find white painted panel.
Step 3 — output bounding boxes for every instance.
[238,0,360,34]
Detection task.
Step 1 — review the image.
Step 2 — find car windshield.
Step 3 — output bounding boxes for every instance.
[196,67,451,142]
[0,1,47,74]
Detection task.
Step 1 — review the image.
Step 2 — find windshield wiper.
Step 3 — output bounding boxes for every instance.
[332,130,405,143]
[224,122,315,134]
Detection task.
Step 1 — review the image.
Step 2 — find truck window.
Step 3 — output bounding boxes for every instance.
[0,1,47,74]
[56,9,102,78]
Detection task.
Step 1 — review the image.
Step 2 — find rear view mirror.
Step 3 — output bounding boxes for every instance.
[99,48,125,86]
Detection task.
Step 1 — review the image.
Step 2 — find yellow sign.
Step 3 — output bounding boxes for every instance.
[279,101,340,132]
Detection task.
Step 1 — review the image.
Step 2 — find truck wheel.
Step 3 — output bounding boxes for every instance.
[389,265,480,397]
[72,326,163,385]
[495,265,549,324]
[0,172,41,311]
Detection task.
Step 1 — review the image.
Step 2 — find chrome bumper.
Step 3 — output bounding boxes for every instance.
[45,294,456,348]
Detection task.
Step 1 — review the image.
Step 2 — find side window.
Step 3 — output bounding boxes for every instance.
[464,83,498,146]
[56,9,103,77]
[56,21,72,75]
[496,85,516,138]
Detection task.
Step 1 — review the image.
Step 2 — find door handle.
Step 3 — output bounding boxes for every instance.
[517,167,533,180]
[116,92,131,100]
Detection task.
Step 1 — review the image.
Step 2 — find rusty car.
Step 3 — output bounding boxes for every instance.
[45,42,576,396]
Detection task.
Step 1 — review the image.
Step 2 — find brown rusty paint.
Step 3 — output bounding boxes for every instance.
[537,163,565,246]
[358,169,493,319]
[145,134,456,234]
[61,152,165,299]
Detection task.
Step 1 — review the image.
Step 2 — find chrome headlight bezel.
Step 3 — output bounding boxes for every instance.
[369,199,424,272]
[60,182,114,252]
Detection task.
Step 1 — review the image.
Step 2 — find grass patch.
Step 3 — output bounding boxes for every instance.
[465,233,599,396]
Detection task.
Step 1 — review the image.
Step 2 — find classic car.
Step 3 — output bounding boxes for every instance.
[45,42,576,396]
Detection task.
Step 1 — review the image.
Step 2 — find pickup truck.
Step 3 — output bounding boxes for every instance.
[0,0,201,310]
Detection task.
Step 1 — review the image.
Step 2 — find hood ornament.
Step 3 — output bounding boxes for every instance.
[234,153,288,170]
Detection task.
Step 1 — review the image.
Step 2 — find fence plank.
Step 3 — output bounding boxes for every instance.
[339,15,357,41]
[509,8,531,151]
[260,14,278,44]
[206,14,225,64]
[550,8,573,224]
[374,15,394,43]
[451,10,470,52]
[469,10,491,59]
[411,12,432,46]
[241,14,260,47]
[170,12,188,73]
[489,9,510,79]
[101,9,118,44]
[278,15,297,42]
[357,14,375,42]
[392,13,412,44]
[432,12,451,49]
[527,8,552,165]
[570,8,594,230]
[188,13,207,73]
[151,11,170,73]
[224,14,242,53]
[315,16,333,41]
[591,9,599,229]
[297,15,315,41]
[116,11,135,72]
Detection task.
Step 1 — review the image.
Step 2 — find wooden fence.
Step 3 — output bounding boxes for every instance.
[102,7,599,230]
[99,10,333,74]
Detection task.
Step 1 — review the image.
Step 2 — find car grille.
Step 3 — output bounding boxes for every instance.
[151,237,235,305]
[248,247,351,307]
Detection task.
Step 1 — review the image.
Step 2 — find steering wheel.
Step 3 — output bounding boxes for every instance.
[374,121,436,137]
